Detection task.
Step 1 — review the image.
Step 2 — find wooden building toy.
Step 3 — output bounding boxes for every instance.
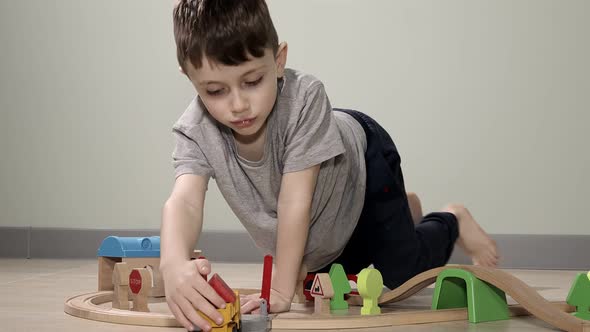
[198,274,241,332]
[432,268,509,323]
[310,273,334,315]
[347,273,360,296]
[129,268,151,312]
[260,255,273,312]
[303,271,358,302]
[65,261,590,332]
[97,236,163,297]
[111,262,129,310]
[357,268,383,315]
[97,235,200,297]
[198,291,241,332]
[209,273,236,303]
[567,272,590,320]
[328,263,352,311]
[259,298,268,316]
[303,273,316,301]
[241,298,271,332]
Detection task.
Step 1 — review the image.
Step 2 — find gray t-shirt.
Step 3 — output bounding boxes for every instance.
[172,68,367,271]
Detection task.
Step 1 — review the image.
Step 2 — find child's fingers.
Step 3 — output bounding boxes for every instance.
[189,268,226,309]
[193,258,211,277]
[184,285,224,325]
[195,281,227,309]
[240,299,261,314]
[167,299,194,331]
[240,293,261,302]
[177,295,215,331]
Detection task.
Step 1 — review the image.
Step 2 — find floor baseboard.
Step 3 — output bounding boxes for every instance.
[0,227,588,269]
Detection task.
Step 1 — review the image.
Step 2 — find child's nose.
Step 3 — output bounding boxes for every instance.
[231,92,249,113]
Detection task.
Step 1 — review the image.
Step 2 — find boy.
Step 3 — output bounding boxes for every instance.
[161,1,499,331]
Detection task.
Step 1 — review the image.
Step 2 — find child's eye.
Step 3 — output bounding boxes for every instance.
[245,76,263,86]
[206,89,224,96]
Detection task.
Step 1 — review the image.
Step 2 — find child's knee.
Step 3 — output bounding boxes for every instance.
[442,203,467,216]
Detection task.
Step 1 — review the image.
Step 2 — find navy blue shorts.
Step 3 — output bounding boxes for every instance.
[316,109,459,289]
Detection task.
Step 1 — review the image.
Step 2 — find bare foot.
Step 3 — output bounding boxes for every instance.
[444,204,499,267]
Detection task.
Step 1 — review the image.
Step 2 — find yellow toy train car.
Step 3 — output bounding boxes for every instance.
[198,290,241,332]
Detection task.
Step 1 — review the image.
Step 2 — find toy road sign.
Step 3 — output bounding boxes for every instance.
[310,273,334,298]
[129,269,142,294]
[311,281,323,296]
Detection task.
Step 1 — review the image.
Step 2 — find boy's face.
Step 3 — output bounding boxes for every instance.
[183,44,288,143]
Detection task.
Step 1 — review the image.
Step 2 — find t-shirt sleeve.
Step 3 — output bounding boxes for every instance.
[171,124,214,180]
[282,82,345,173]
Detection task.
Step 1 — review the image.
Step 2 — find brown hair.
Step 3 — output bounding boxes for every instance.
[173,0,279,72]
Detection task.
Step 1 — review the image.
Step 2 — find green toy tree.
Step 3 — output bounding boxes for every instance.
[566,272,590,320]
[328,264,351,310]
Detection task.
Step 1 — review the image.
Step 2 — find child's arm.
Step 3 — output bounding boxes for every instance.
[160,174,226,332]
[273,164,321,310]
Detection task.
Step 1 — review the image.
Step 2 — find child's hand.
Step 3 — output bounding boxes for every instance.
[240,288,292,314]
[161,258,227,332]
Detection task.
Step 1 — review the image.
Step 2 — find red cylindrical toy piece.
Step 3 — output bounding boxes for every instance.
[260,255,273,310]
[208,273,235,303]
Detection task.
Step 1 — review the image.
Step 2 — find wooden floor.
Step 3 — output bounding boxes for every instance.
[0,258,584,332]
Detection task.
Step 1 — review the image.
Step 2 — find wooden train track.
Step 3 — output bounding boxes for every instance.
[347,266,448,306]
[64,265,590,331]
[348,264,590,332]
[64,292,178,327]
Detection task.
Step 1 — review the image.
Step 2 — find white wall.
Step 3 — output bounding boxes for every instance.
[1,1,588,235]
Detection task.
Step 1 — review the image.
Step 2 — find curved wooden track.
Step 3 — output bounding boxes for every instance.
[348,264,590,332]
[64,265,590,331]
[347,266,446,306]
[64,291,181,327]
[460,265,589,332]
[64,290,574,330]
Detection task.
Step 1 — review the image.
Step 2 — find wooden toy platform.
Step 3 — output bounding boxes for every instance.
[64,265,590,331]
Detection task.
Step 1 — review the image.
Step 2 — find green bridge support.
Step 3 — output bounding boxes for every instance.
[432,268,510,323]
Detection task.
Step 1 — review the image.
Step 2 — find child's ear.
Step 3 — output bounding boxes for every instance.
[179,66,186,75]
[275,42,288,78]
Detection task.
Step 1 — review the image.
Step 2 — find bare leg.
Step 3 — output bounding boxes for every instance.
[443,204,499,267]
[407,192,423,225]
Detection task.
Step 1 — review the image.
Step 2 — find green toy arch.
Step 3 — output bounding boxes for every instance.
[431,268,509,323]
